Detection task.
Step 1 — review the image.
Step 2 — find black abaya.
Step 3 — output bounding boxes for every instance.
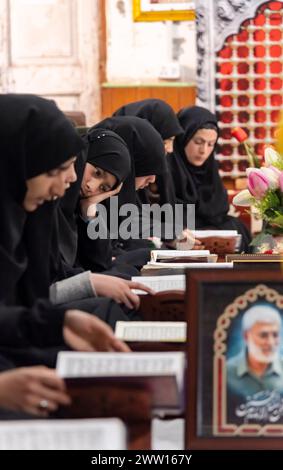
[113,98,183,140]
[114,101,182,239]
[56,128,142,278]
[77,117,166,273]
[0,94,84,306]
[0,95,127,369]
[169,106,251,251]
[0,94,87,366]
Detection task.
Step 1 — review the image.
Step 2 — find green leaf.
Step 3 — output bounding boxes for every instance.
[250,231,274,247]
[270,214,283,228]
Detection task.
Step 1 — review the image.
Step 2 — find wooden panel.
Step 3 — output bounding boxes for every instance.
[137,88,152,101]
[101,85,196,118]
[166,88,179,111]
[111,88,137,113]
[138,291,185,322]
[100,88,112,124]
[179,87,196,110]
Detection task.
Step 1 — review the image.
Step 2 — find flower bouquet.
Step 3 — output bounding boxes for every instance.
[233,146,283,253]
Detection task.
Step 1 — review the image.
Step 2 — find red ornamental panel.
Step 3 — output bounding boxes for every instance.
[216,1,283,179]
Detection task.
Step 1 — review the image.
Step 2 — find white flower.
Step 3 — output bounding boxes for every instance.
[232,189,253,207]
[264,147,282,167]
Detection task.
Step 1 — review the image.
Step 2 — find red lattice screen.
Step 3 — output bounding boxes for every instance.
[216,1,283,182]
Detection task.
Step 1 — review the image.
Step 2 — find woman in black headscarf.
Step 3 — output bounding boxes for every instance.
[113,99,182,208]
[0,93,83,307]
[77,116,167,273]
[0,94,129,369]
[53,128,152,305]
[113,98,183,152]
[57,128,131,268]
[170,106,251,251]
[94,116,166,208]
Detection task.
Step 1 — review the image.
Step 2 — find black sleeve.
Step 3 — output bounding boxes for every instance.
[0,299,66,348]
[49,217,85,283]
[76,216,113,272]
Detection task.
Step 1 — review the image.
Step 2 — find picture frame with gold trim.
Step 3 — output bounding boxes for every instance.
[133,0,195,22]
[186,269,283,450]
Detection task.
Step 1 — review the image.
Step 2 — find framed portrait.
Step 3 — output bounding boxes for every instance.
[133,0,195,22]
[185,269,283,450]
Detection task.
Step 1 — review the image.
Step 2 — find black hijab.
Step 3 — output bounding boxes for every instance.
[92,116,166,206]
[85,116,165,245]
[57,128,131,266]
[113,98,182,204]
[54,151,87,270]
[86,128,131,188]
[170,105,229,228]
[113,98,183,140]
[0,94,84,305]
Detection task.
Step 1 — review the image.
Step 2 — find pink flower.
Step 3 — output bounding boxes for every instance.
[260,166,280,189]
[247,169,269,198]
[279,172,283,192]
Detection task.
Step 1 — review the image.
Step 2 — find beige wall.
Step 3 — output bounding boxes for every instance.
[0,0,197,122]
[106,0,196,83]
[0,0,101,124]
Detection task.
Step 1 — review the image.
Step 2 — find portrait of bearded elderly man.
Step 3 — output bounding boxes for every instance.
[226,304,283,401]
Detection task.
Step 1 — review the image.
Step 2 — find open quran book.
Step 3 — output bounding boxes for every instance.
[150,250,217,263]
[57,351,185,413]
[0,419,126,450]
[192,230,239,238]
[131,274,185,294]
[191,230,241,254]
[115,321,187,343]
[142,261,233,271]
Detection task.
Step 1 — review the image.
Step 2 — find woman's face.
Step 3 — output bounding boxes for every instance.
[184,128,218,167]
[23,157,77,212]
[135,175,156,190]
[164,136,175,154]
[80,162,117,198]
